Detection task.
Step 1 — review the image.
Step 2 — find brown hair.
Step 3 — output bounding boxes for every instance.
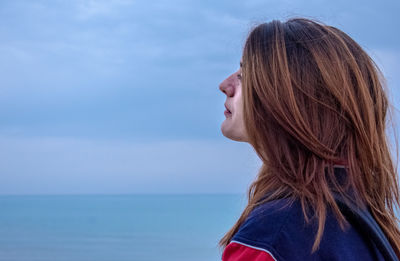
[219,17,400,256]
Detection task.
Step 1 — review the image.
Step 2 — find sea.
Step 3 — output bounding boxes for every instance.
[0,194,246,261]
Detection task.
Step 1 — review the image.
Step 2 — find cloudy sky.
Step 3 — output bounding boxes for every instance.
[0,0,399,194]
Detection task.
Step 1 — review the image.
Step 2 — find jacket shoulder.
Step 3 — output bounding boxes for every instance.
[231,197,295,260]
[231,197,384,260]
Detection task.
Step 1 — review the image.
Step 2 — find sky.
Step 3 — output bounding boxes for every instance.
[0,0,399,194]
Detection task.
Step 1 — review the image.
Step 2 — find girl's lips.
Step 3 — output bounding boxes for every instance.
[224,110,232,117]
[224,103,232,113]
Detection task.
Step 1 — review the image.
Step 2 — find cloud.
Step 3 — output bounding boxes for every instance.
[0,136,260,194]
[368,49,400,112]
[0,0,398,195]
[75,0,135,20]
[368,49,400,83]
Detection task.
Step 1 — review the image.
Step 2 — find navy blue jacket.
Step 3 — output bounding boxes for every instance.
[229,168,386,260]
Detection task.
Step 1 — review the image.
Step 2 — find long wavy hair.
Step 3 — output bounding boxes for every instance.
[219,17,400,256]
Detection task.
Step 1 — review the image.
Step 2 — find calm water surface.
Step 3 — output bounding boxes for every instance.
[0,194,246,261]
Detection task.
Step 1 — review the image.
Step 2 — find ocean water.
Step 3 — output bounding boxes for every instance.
[0,194,246,261]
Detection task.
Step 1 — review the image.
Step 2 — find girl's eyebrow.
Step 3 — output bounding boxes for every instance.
[240,62,243,68]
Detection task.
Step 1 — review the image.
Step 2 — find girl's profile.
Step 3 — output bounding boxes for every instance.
[219,17,400,260]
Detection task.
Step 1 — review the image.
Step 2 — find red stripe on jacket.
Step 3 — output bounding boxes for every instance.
[222,242,277,261]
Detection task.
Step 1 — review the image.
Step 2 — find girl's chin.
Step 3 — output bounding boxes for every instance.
[221,122,247,142]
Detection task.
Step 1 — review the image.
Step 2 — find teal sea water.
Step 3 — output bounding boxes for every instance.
[0,194,245,261]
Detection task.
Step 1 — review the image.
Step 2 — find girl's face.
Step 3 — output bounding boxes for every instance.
[219,66,248,142]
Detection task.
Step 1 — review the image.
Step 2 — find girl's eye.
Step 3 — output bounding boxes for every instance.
[237,73,242,80]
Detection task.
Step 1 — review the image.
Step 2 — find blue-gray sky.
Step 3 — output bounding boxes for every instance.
[0,0,399,194]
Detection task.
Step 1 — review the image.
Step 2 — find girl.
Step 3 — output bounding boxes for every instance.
[219,18,400,260]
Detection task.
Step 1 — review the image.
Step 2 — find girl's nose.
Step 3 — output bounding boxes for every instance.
[219,75,235,97]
